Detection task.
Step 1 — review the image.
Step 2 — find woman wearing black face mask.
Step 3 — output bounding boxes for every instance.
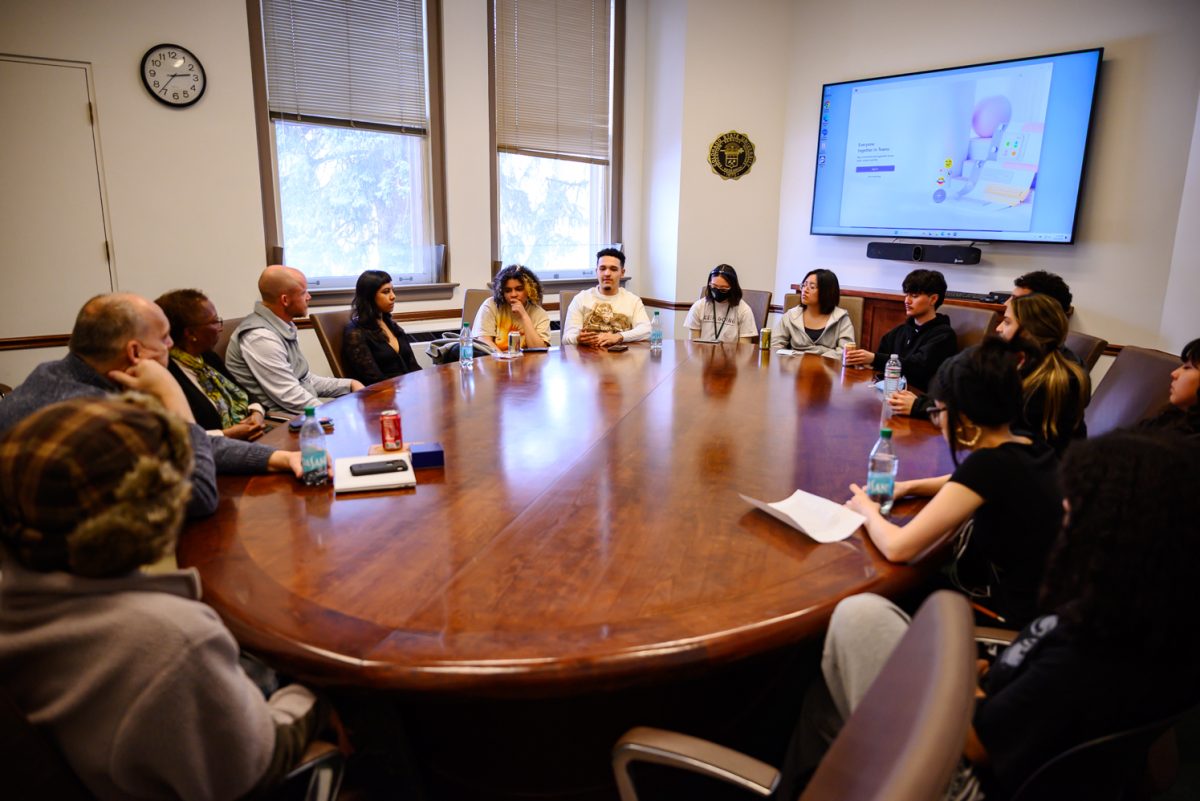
[771,268,855,357]
[683,264,759,343]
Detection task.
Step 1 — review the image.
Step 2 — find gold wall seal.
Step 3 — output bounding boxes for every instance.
[708,131,756,180]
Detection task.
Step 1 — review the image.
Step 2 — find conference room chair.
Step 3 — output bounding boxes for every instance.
[0,685,345,801]
[777,294,863,343]
[1084,345,1178,437]
[311,308,353,379]
[0,383,11,398]
[558,289,579,319]
[612,591,974,801]
[461,288,491,329]
[1063,331,1108,371]
[941,305,999,351]
[740,289,773,332]
[213,315,245,362]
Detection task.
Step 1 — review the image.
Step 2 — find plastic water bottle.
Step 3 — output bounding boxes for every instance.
[884,353,902,396]
[299,407,329,487]
[458,322,474,368]
[867,428,898,516]
[649,311,663,352]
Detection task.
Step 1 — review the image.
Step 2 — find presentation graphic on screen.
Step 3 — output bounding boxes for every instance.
[810,49,1101,244]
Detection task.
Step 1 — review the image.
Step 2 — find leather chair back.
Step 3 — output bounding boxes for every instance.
[740,289,773,332]
[462,289,491,330]
[1064,331,1107,372]
[799,591,975,801]
[1085,346,1178,436]
[311,309,353,379]
[213,315,245,362]
[941,305,999,351]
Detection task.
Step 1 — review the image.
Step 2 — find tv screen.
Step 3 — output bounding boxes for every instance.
[810,48,1102,244]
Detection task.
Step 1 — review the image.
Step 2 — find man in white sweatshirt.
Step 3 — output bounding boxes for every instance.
[562,248,652,348]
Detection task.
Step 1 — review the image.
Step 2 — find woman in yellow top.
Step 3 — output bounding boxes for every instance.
[471,264,551,351]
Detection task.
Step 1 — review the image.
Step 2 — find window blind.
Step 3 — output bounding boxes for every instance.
[262,0,428,132]
[494,0,611,163]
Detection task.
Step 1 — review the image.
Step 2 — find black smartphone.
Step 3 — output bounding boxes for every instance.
[523,347,550,352]
[288,415,333,432]
[349,460,409,476]
[607,344,629,352]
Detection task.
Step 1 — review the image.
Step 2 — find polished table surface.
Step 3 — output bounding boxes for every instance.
[178,340,955,696]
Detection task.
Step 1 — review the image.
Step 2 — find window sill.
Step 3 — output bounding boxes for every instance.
[309,282,459,307]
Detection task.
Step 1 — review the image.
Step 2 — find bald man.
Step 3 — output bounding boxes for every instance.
[225,266,363,415]
[0,293,300,517]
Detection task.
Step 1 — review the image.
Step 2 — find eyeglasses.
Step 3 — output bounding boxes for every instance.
[928,405,948,423]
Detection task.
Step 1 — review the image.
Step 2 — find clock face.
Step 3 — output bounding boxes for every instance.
[141,44,206,108]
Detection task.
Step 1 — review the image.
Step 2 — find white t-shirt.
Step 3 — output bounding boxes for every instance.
[683,298,758,342]
[562,287,652,344]
[471,297,551,350]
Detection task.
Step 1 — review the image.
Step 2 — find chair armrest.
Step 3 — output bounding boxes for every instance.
[613,726,779,801]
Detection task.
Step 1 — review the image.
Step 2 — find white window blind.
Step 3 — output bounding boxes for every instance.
[494,0,611,163]
[263,0,428,132]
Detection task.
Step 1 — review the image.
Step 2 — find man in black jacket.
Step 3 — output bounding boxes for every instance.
[842,269,957,391]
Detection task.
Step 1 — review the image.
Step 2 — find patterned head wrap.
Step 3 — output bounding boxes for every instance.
[0,394,193,577]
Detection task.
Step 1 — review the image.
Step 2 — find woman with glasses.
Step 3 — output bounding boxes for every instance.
[155,289,267,440]
[771,268,854,356]
[845,338,1062,628]
[684,264,759,343]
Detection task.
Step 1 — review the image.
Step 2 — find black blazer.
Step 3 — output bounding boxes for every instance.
[341,318,421,385]
[167,352,254,431]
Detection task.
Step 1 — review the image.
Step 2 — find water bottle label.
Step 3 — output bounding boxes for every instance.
[866,471,894,498]
[302,449,326,474]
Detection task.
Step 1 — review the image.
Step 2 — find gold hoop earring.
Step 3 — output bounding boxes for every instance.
[956,423,982,449]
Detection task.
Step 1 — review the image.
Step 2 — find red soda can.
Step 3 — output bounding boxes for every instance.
[380,409,403,451]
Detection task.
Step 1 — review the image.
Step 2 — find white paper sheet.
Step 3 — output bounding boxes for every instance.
[739,489,865,543]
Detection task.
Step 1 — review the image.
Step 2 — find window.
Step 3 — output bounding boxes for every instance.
[255,0,444,289]
[491,0,621,280]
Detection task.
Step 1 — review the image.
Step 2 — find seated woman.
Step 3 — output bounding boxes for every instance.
[1138,337,1199,438]
[342,269,421,385]
[155,288,266,440]
[793,430,1200,801]
[683,264,758,343]
[0,396,323,801]
[472,264,551,351]
[993,292,1090,455]
[771,268,854,356]
[846,339,1062,628]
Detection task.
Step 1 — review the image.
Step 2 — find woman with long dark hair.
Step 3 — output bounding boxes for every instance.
[802,430,1200,800]
[683,264,758,343]
[994,292,1091,455]
[341,269,421,385]
[771,268,854,356]
[846,338,1062,627]
[471,264,550,351]
[1138,337,1200,438]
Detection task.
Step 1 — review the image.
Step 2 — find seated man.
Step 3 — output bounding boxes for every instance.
[562,248,651,349]
[843,268,957,391]
[226,265,363,414]
[0,396,323,801]
[0,294,302,518]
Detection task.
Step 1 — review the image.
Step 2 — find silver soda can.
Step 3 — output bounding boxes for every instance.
[380,409,403,451]
[508,330,522,355]
[759,328,771,350]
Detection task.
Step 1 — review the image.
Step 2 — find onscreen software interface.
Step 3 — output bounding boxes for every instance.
[811,49,1100,242]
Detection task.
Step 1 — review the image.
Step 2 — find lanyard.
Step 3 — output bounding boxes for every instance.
[710,300,732,340]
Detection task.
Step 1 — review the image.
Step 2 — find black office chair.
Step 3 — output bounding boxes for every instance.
[1085,345,1178,436]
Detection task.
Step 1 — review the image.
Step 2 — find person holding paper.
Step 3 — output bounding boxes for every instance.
[771,268,854,357]
[785,431,1199,801]
[845,339,1062,628]
[684,264,758,344]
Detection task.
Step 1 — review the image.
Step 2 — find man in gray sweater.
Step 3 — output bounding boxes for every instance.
[0,293,302,518]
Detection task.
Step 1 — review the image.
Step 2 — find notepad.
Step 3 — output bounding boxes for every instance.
[333,453,416,493]
[739,489,865,543]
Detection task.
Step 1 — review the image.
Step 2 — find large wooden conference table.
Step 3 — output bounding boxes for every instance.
[178,340,956,698]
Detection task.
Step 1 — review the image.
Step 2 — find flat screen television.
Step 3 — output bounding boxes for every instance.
[810,48,1102,244]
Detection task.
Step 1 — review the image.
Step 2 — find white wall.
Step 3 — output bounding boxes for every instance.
[1160,85,1200,351]
[772,0,1200,350]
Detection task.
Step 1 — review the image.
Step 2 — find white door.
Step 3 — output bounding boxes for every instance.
[0,57,113,339]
